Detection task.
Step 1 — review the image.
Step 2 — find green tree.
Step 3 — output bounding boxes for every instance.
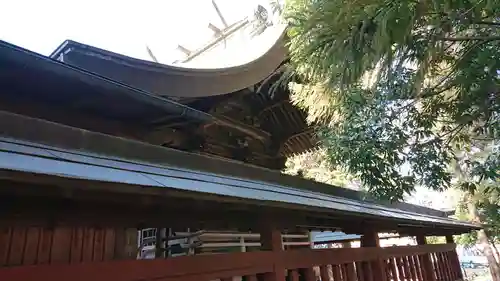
[281,0,499,278]
[426,236,447,244]
[457,183,500,263]
[284,148,355,187]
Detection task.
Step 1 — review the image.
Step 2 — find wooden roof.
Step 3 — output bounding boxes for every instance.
[1,39,314,170]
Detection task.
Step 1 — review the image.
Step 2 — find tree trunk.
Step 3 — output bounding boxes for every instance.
[469,199,500,281]
[491,242,500,263]
[478,230,500,281]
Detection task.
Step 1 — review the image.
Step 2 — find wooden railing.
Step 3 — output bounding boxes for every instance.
[0,243,462,281]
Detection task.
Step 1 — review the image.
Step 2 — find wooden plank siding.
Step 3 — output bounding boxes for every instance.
[0,243,463,281]
[0,226,137,267]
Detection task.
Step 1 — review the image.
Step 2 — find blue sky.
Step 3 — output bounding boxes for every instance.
[0,0,261,62]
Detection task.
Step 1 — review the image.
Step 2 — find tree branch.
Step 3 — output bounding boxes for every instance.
[438,36,500,42]
[474,21,500,27]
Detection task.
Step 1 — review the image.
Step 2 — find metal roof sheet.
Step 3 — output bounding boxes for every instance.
[0,137,479,232]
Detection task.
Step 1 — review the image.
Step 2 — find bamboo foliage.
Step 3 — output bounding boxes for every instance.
[280,0,499,200]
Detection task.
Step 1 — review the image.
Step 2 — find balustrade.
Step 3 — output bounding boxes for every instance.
[0,243,462,281]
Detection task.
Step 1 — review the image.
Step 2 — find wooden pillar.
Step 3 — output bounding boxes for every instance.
[361,229,386,281]
[444,235,453,244]
[260,226,283,251]
[416,235,436,281]
[446,235,463,280]
[260,223,285,281]
[154,228,164,258]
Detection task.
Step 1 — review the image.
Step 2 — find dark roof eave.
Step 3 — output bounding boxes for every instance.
[0,40,271,142]
[0,111,481,233]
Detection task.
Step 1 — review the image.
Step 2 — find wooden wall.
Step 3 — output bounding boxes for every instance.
[0,226,137,267]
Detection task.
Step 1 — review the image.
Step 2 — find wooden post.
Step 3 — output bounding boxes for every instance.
[260,223,285,281]
[416,235,436,281]
[154,228,164,258]
[446,235,463,280]
[361,229,386,281]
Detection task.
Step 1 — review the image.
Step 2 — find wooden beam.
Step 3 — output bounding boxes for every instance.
[0,191,264,230]
[0,250,275,281]
[0,102,147,139]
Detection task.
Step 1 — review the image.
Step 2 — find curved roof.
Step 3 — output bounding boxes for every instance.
[0,39,315,166]
[50,26,288,98]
